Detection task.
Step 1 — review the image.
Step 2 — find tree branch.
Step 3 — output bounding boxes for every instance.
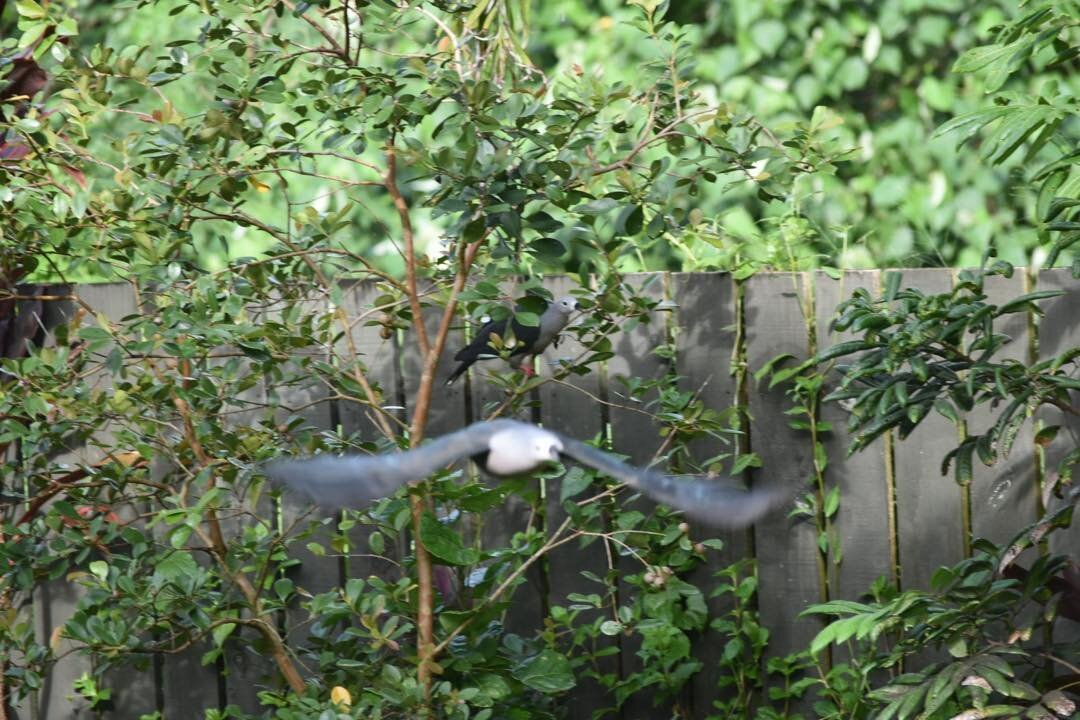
[169,359,306,694]
[385,138,431,359]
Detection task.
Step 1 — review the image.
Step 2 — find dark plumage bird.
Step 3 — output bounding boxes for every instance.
[265,420,788,527]
[445,297,578,386]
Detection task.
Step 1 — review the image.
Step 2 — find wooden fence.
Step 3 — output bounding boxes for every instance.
[10,269,1080,720]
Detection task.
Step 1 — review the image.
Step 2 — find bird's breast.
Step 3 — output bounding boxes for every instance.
[473,449,544,476]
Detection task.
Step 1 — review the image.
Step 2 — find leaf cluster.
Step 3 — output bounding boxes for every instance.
[817,262,1076,486]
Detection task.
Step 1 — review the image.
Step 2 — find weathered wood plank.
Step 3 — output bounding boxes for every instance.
[745,272,820,662]
[274,293,341,684]
[669,271,748,717]
[456,286,547,636]
[36,284,145,720]
[34,579,93,720]
[540,275,603,605]
[102,654,159,719]
[143,288,273,716]
[538,275,599,454]
[159,639,222,718]
[813,268,893,679]
[7,285,74,720]
[890,269,966,597]
[403,288,467,437]
[337,280,404,444]
[86,284,158,720]
[538,274,614,719]
[223,293,333,711]
[1033,270,1080,563]
[968,272,1037,546]
[815,270,894,601]
[607,273,669,467]
[606,273,675,718]
[337,282,407,585]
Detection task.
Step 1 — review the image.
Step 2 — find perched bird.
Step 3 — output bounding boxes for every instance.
[445,296,578,386]
[265,420,787,527]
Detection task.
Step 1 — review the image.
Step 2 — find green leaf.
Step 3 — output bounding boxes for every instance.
[983,106,1063,164]
[512,650,576,694]
[419,512,479,566]
[614,204,644,236]
[368,531,385,555]
[153,551,199,585]
[55,17,78,36]
[1034,425,1059,447]
[212,622,237,648]
[577,197,618,215]
[731,453,761,474]
[952,40,1026,74]
[953,440,975,484]
[754,352,797,382]
[168,523,193,549]
[922,664,963,716]
[836,56,869,91]
[531,236,567,260]
[934,400,960,424]
[934,107,1014,145]
[89,560,109,581]
[823,486,840,518]
[526,212,563,233]
[997,290,1064,314]
[946,636,967,658]
[273,578,294,600]
[254,77,287,103]
[559,466,593,502]
[513,311,540,328]
[751,19,786,56]
[816,340,871,363]
[15,0,45,18]
[883,271,902,302]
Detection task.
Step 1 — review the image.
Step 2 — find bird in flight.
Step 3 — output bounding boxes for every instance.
[445,296,578,385]
[265,420,786,527]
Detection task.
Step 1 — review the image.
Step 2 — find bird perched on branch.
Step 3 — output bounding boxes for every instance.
[265,420,787,527]
[445,296,578,386]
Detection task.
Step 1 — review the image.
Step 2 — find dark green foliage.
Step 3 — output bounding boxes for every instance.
[817,259,1076,486]
[934,0,1080,271]
[802,531,1078,720]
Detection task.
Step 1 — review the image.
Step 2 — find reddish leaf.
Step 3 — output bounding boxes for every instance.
[60,163,87,188]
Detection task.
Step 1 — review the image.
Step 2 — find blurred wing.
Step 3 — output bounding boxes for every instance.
[556,436,786,528]
[265,422,505,510]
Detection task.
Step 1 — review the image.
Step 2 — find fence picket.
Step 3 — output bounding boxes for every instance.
[890,270,966,593]
[744,272,822,663]
[12,270,1078,719]
[670,272,748,716]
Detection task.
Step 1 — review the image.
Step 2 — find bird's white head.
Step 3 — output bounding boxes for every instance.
[552,296,578,316]
[531,432,563,463]
[486,426,564,476]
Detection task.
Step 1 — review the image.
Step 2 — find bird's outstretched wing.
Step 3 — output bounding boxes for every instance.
[556,435,786,528]
[268,420,788,528]
[265,421,514,509]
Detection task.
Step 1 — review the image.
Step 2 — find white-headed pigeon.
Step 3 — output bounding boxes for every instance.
[445,296,578,386]
[265,419,787,527]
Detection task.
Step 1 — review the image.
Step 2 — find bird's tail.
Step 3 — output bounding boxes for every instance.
[445,362,468,386]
